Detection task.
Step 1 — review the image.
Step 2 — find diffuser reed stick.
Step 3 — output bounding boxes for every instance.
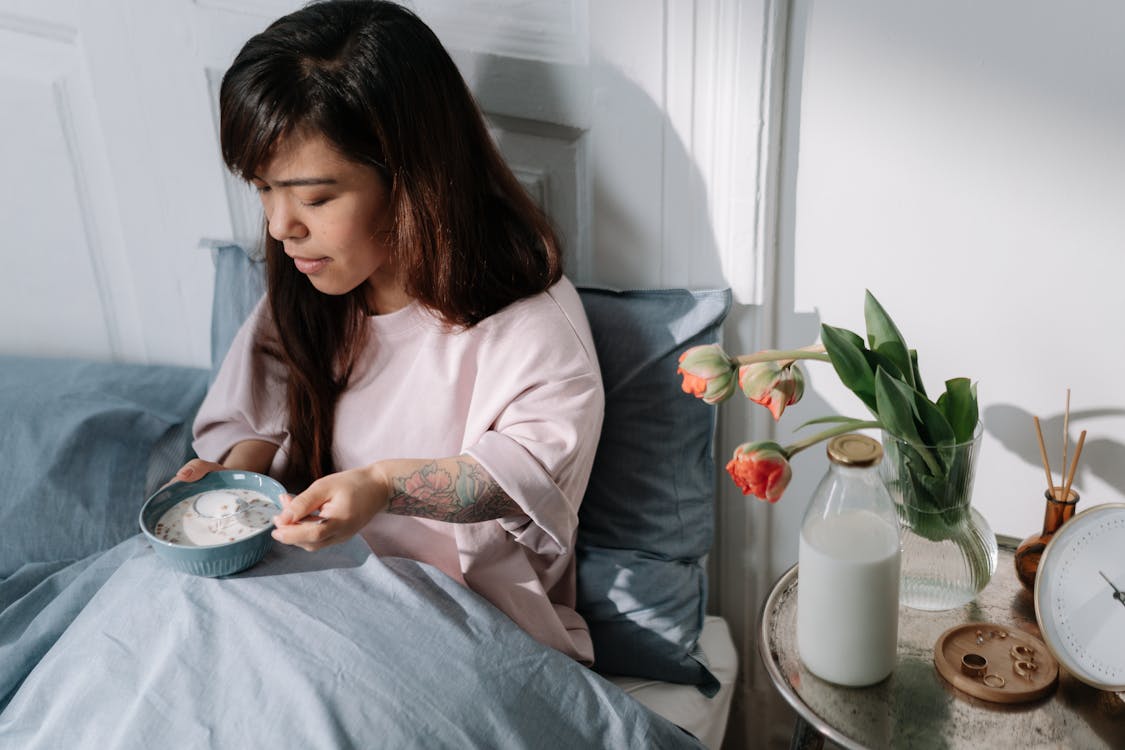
[1060,429,1087,503]
[1033,416,1056,497]
[1060,389,1071,496]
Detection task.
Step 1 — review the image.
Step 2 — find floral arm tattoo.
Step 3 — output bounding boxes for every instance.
[384,457,522,523]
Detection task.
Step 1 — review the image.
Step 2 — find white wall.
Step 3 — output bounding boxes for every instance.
[710,2,1125,745]
[764,0,1125,590]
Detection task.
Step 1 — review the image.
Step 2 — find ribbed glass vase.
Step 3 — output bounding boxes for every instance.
[879,426,998,611]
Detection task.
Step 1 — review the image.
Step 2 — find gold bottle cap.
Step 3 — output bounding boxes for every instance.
[827,434,883,467]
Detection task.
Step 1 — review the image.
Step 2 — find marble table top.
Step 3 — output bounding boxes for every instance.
[759,538,1125,749]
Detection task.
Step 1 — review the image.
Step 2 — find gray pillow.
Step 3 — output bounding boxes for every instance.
[575,287,730,695]
[0,357,208,579]
[208,242,266,383]
[205,245,731,692]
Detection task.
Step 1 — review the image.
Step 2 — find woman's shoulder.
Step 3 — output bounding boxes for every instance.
[479,276,585,333]
[474,277,598,364]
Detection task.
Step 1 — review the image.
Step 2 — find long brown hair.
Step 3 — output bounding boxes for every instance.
[218,0,562,488]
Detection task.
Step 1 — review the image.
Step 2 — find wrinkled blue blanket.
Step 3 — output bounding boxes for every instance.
[0,537,700,749]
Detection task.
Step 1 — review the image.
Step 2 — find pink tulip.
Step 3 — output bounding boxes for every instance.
[677,344,737,405]
[726,441,792,503]
[739,361,805,420]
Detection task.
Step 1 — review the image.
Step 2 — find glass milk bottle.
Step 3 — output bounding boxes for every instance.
[797,434,902,686]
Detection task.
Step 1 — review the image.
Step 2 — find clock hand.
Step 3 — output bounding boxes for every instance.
[1099,570,1125,607]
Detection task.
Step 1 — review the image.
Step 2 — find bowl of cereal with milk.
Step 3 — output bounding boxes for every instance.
[139,470,286,577]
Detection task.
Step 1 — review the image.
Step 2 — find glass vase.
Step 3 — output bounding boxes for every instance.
[1013,488,1079,592]
[879,426,998,611]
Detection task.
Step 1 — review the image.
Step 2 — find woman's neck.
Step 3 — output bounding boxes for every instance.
[364,279,412,315]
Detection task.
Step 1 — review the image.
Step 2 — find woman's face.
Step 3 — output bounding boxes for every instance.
[252,130,406,313]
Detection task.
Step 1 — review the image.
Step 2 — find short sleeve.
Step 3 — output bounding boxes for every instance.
[463,282,605,555]
[192,296,290,464]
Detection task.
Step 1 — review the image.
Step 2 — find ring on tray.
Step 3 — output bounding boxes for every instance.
[983,673,1006,688]
[960,653,988,678]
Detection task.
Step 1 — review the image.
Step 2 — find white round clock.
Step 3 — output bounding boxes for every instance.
[1034,502,1125,691]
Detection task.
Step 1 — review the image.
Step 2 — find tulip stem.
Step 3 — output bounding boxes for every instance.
[786,420,883,456]
[735,346,831,368]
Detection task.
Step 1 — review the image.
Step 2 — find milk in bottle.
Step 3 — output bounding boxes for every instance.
[796,434,902,686]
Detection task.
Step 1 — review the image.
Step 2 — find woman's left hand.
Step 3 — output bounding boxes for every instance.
[271,466,389,551]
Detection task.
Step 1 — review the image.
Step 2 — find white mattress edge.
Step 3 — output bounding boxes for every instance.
[604,615,738,749]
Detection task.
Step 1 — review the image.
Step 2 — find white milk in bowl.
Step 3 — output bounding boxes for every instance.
[797,508,901,686]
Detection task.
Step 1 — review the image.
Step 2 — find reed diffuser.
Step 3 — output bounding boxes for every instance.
[1014,391,1087,592]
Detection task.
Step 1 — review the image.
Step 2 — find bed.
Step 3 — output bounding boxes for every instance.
[0,244,737,748]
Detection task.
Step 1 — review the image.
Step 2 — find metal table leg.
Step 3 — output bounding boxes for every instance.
[790,714,825,750]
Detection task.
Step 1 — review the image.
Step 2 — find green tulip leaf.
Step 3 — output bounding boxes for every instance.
[874,367,922,443]
[795,415,877,431]
[917,472,948,506]
[863,290,909,349]
[863,347,904,382]
[864,291,914,385]
[913,391,955,447]
[875,367,943,476]
[832,326,866,351]
[936,377,979,443]
[898,446,937,488]
[909,349,927,398]
[821,324,877,412]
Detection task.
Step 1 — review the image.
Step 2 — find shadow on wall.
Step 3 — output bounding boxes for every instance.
[470,42,822,750]
[756,0,842,580]
[469,22,861,750]
[983,404,1125,496]
[468,51,726,287]
[582,62,729,287]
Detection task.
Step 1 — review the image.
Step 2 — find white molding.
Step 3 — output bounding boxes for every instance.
[53,77,122,358]
[0,10,147,361]
[191,0,295,18]
[660,0,790,302]
[659,0,699,288]
[449,49,590,131]
[486,112,589,282]
[0,10,76,43]
[205,65,264,252]
[743,0,794,690]
[753,0,793,308]
[707,0,790,308]
[570,132,591,283]
[511,166,548,211]
[686,0,795,734]
[417,0,586,65]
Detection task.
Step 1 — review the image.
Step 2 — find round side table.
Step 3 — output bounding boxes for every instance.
[758,538,1125,750]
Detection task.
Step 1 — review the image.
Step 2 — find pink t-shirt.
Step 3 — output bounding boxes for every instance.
[193,277,604,664]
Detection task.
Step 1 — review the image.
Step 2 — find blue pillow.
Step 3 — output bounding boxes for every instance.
[0,357,209,579]
[205,245,732,692]
[575,287,730,695]
[206,242,266,382]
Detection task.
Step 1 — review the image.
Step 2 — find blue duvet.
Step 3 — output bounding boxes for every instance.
[0,537,700,749]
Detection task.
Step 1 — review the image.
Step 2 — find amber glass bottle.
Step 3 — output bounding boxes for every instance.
[1014,488,1079,591]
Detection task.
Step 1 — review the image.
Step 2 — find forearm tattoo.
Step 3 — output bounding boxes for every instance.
[385,459,521,522]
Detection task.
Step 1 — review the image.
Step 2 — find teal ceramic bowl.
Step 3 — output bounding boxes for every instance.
[139,470,286,577]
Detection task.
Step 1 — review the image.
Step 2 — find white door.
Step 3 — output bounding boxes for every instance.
[0,0,788,744]
[0,0,772,363]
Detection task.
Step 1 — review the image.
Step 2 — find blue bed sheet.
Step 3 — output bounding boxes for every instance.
[0,537,701,749]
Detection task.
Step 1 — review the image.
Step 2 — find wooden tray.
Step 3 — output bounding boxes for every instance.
[933,622,1058,703]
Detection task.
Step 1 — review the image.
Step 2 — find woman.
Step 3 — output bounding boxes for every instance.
[180,0,604,665]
